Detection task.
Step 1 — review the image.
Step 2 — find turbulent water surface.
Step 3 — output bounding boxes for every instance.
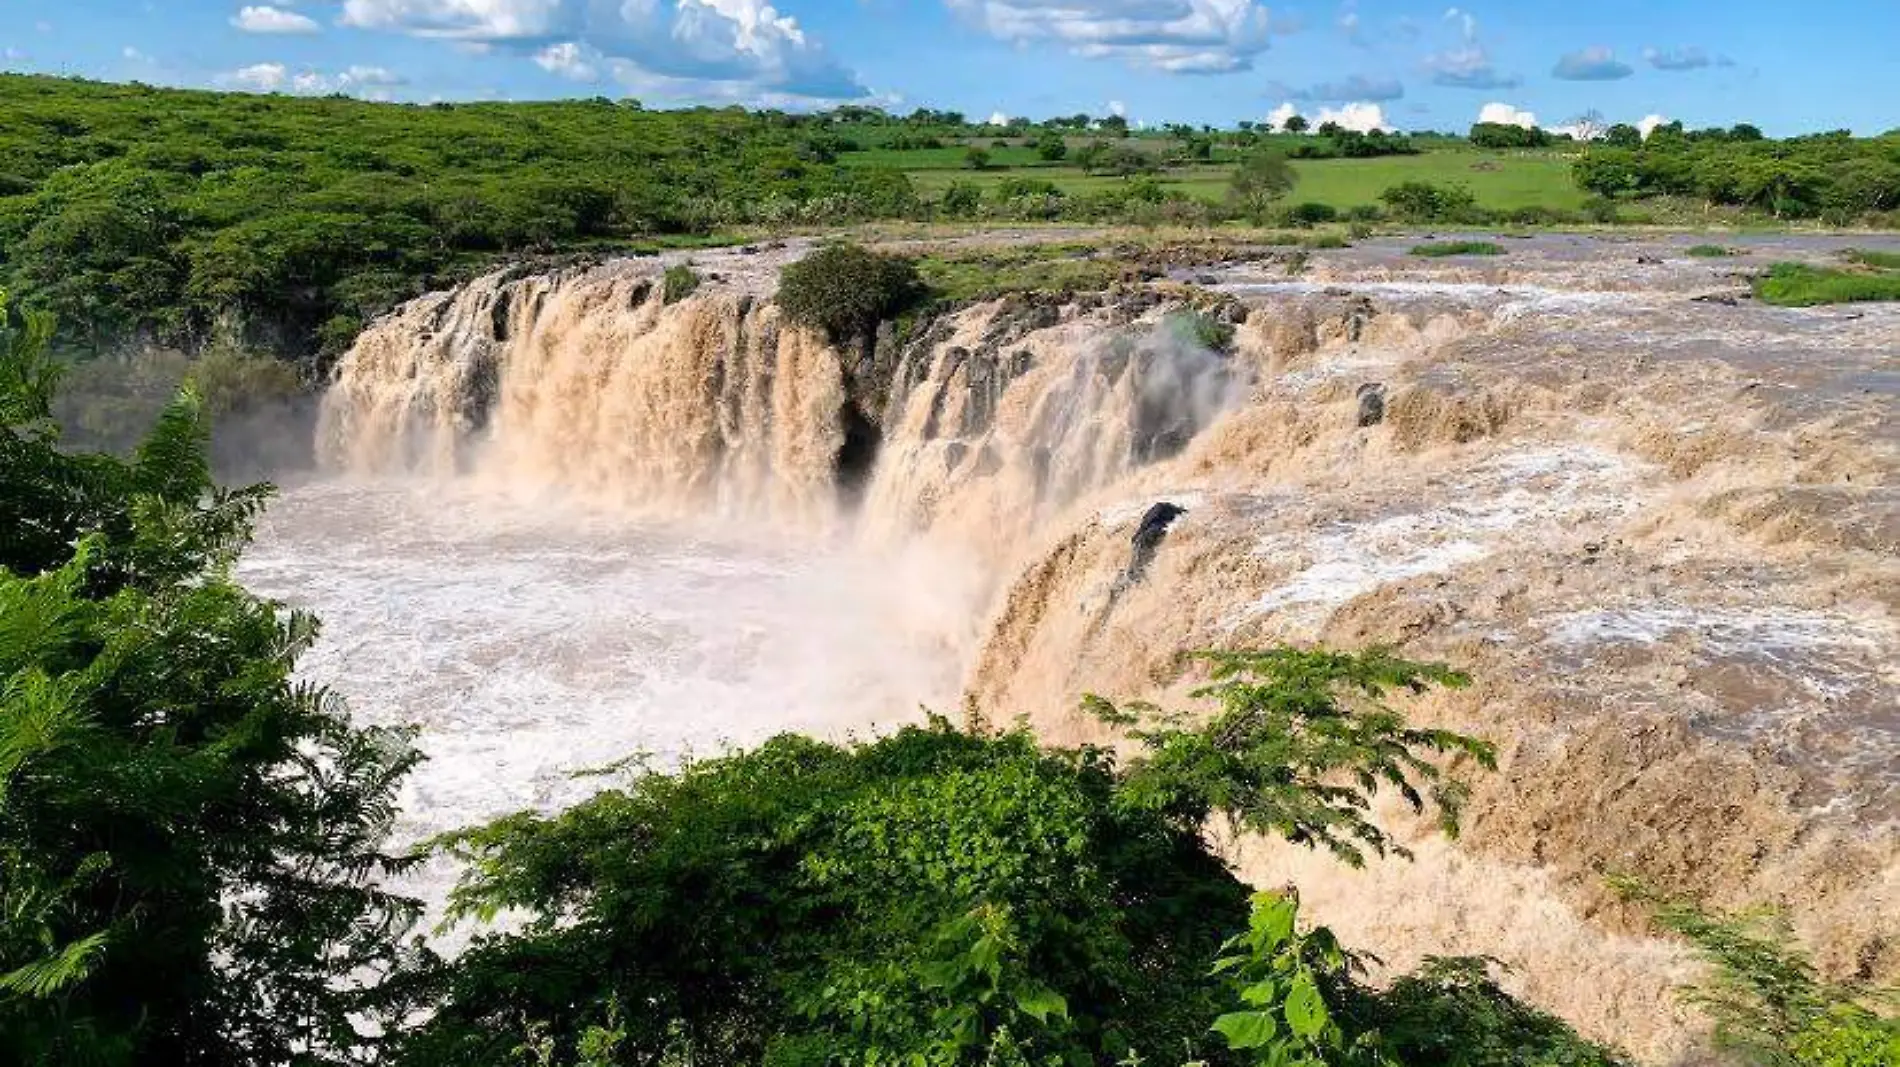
[240,480,971,854]
[237,233,1897,1063]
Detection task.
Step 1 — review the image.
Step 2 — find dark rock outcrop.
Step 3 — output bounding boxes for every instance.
[1356,382,1387,428]
[1125,502,1187,583]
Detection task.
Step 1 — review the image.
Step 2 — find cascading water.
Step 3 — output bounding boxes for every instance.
[244,235,1898,1063]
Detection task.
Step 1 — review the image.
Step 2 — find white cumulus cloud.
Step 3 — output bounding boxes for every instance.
[945,0,1294,74]
[1313,101,1390,133]
[533,41,600,80]
[225,62,289,91]
[232,6,322,34]
[1477,102,1537,128]
[338,0,867,102]
[986,111,1011,126]
[220,62,407,97]
[1266,101,1299,130]
[1637,113,1670,138]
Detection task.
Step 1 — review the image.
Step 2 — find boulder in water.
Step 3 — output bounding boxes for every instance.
[1356,382,1387,428]
[1125,502,1187,583]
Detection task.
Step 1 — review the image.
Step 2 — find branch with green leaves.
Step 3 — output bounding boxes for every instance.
[1088,647,1497,867]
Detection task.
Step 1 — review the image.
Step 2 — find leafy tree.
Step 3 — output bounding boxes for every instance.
[1283,114,1310,134]
[0,290,424,1065]
[1091,649,1495,866]
[395,723,1248,1066]
[963,146,991,170]
[1034,129,1067,161]
[1317,121,1344,137]
[1468,122,1553,149]
[1603,123,1644,147]
[775,242,922,342]
[1227,149,1299,223]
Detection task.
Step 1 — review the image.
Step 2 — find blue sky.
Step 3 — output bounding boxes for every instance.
[3,1,1895,135]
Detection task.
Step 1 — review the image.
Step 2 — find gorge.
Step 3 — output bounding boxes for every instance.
[238,234,1899,1063]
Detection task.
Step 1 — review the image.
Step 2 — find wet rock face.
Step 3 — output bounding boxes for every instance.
[1356,382,1387,428]
[1126,502,1187,582]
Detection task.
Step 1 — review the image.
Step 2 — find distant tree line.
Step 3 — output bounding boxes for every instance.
[1571,127,1900,221]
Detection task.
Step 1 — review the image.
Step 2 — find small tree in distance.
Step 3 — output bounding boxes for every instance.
[1228,148,1299,223]
[1283,114,1310,134]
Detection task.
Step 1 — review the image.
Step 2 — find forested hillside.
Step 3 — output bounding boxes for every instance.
[0,75,915,358]
[4,74,1898,365]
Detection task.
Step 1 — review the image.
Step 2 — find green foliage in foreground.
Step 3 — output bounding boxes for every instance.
[776,241,924,340]
[0,291,423,1065]
[1611,879,1900,1067]
[1409,241,1506,258]
[1210,894,1630,1067]
[1752,262,1900,306]
[398,649,1521,1066]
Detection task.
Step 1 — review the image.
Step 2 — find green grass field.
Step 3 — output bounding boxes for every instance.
[846,143,1590,214]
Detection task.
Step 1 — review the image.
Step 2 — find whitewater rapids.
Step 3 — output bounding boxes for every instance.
[239,234,1898,1064]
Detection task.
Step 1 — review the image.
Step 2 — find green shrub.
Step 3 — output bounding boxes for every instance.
[963,146,991,170]
[1410,240,1506,258]
[1583,195,1622,224]
[1687,244,1738,258]
[1380,181,1481,223]
[776,242,923,341]
[1304,233,1350,250]
[1164,308,1236,352]
[1282,201,1339,227]
[661,263,700,304]
[1754,262,1900,306]
[939,181,982,218]
[1611,878,1900,1067]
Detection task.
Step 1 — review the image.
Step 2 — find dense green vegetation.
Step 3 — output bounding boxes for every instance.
[0,74,913,358]
[1686,244,1738,257]
[9,73,1896,365]
[1409,241,1506,258]
[1572,124,1900,223]
[661,263,701,305]
[0,291,422,1064]
[776,242,924,341]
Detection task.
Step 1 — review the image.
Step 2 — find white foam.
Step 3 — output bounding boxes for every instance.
[238,480,974,922]
[1243,446,1646,625]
